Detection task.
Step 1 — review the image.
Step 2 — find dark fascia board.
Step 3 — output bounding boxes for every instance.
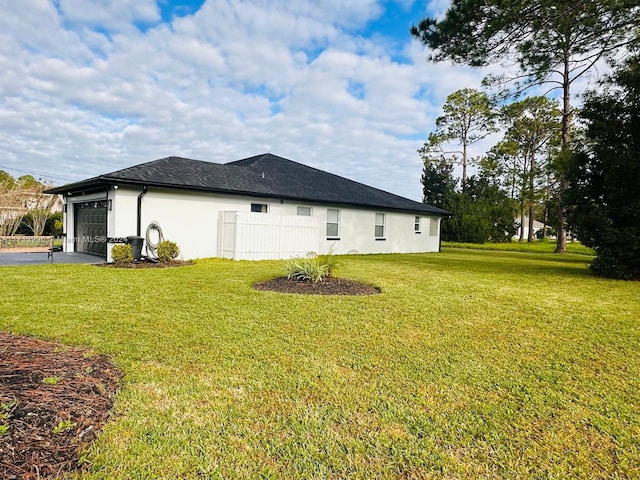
[47,175,453,217]
[45,177,109,195]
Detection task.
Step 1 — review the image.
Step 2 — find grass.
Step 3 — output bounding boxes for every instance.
[443,239,595,256]
[1,250,639,479]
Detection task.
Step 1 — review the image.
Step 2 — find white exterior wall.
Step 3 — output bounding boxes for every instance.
[316,208,441,255]
[65,186,442,261]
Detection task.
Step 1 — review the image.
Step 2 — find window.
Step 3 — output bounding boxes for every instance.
[375,213,385,239]
[251,203,268,213]
[326,208,340,238]
[429,217,439,237]
[297,206,312,216]
[414,216,421,233]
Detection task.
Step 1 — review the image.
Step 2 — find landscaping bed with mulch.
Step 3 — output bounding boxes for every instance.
[0,333,121,479]
[253,276,380,295]
[97,259,193,268]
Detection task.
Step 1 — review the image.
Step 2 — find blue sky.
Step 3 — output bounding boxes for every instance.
[1,0,492,201]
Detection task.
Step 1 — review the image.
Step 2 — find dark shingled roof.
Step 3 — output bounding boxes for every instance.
[46,153,451,216]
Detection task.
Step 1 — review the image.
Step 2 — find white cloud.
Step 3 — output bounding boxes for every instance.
[57,0,161,31]
[0,0,601,202]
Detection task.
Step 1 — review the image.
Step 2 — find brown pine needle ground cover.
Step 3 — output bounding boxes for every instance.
[0,333,121,479]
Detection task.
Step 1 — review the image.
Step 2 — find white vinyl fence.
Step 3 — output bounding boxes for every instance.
[218,211,320,260]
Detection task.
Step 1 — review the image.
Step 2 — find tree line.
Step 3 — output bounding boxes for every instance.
[412,0,640,279]
[0,171,62,237]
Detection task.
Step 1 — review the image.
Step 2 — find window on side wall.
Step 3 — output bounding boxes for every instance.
[375,213,385,239]
[326,208,340,238]
[429,217,439,237]
[251,203,268,213]
[297,206,312,216]
[414,216,421,234]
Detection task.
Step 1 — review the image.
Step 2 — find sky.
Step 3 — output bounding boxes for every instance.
[1,0,504,201]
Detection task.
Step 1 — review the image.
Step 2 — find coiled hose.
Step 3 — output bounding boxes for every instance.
[145,221,164,260]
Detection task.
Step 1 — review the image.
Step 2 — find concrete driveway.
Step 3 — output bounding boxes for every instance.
[0,252,103,266]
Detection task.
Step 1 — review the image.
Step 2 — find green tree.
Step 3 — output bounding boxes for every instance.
[566,55,640,279]
[419,88,497,186]
[442,174,516,243]
[421,157,457,209]
[17,174,41,189]
[491,96,561,241]
[45,211,64,237]
[423,157,516,244]
[0,170,16,191]
[411,0,640,252]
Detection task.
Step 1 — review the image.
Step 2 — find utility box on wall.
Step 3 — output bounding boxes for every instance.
[218,211,320,260]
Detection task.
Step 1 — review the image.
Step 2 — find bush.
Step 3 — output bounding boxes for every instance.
[111,244,133,264]
[157,240,180,263]
[285,252,339,283]
[535,226,556,240]
[44,212,63,237]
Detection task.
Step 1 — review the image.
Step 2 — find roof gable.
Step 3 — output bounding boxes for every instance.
[47,153,451,215]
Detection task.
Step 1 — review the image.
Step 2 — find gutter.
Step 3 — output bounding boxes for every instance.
[137,186,148,236]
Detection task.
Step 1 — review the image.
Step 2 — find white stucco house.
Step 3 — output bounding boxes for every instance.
[46,154,452,262]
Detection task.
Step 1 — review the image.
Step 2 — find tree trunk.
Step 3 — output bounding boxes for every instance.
[555,56,571,253]
[462,140,468,187]
[527,149,536,242]
[527,205,535,242]
[519,202,525,243]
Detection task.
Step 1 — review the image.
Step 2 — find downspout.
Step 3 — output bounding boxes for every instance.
[137,186,148,236]
[63,196,68,252]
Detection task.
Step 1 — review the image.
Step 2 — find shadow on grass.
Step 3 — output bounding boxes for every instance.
[441,248,595,279]
[352,248,596,280]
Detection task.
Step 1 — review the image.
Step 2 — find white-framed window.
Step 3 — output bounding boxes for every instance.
[375,212,385,239]
[429,217,439,237]
[414,216,421,233]
[297,206,312,216]
[251,203,268,213]
[326,208,340,238]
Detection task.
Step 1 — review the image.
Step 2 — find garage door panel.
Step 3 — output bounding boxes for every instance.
[74,201,107,257]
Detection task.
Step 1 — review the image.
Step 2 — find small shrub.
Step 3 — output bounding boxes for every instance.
[157,240,180,263]
[285,256,332,283]
[111,244,133,264]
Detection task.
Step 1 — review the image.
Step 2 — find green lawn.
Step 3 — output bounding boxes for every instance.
[442,239,596,256]
[1,250,639,479]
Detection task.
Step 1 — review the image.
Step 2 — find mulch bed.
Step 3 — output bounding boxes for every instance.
[253,276,380,295]
[97,259,193,268]
[0,333,121,479]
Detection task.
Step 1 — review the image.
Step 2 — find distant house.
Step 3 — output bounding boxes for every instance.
[0,189,63,235]
[514,216,546,240]
[46,153,451,261]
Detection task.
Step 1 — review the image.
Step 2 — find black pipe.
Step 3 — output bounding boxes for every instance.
[137,186,148,236]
